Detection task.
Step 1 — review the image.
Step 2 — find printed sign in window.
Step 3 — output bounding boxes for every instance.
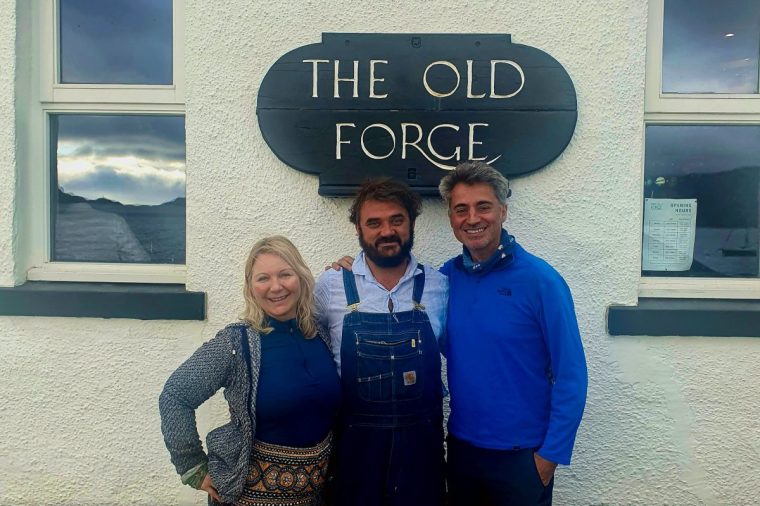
[642,198,697,271]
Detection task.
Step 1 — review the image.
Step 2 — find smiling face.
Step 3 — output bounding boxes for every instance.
[356,199,414,268]
[448,182,507,262]
[249,252,302,321]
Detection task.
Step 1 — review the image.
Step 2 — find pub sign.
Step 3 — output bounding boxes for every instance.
[256,33,577,196]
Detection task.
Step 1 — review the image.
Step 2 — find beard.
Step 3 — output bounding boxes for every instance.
[359,229,414,268]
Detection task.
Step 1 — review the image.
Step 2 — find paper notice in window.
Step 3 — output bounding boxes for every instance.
[642,198,697,271]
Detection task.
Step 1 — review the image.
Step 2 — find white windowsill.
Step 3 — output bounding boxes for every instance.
[639,277,760,300]
[27,263,187,284]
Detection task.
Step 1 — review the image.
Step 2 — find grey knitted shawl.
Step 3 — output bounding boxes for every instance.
[159,322,262,504]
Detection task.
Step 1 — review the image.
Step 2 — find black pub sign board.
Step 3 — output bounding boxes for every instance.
[257,33,577,196]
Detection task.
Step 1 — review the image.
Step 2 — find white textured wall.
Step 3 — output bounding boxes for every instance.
[0,0,16,286]
[1,1,759,505]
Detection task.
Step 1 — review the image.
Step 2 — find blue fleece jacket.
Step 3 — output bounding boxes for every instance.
[441,236,587,465]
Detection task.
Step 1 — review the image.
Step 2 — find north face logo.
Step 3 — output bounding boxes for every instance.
[498,288,512,296]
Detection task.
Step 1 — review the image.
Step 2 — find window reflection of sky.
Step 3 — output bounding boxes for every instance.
[55,115,185,206]
[645,125,760,175]
[59,0,172,84]
[663,0,760,94]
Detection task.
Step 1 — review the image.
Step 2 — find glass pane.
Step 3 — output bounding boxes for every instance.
[663,0,760,94]
[59,0,173,85]
[643,125,760,277]
[51,115,186,264]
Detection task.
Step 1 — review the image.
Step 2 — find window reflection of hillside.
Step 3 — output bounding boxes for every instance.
[53,189,186,264]
[643,166,759,277]
[54,201,150,263]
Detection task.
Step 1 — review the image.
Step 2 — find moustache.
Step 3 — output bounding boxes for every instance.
[376,236,402,246]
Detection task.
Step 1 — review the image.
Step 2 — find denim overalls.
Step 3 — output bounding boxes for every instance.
[335,266,445,506]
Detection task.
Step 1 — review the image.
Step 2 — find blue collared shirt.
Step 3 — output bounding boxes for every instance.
[314,251,448,376]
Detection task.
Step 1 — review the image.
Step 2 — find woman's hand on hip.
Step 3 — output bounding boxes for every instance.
[200,474,222,503]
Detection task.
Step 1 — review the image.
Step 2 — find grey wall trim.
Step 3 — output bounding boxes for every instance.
[0,282,206,320]
[608,298,760,337]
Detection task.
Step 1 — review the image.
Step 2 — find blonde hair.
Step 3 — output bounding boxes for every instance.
[240,235,317,338]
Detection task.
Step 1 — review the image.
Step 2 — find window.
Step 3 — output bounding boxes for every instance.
[661,0,760,95]
[641,0,760,299]
[24,0,186,283]
[52,114,186,265]
[58,0,174,85]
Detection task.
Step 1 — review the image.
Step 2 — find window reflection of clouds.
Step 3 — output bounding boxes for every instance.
[663,0,760,94]
[56,115,185,206]
[59,0,172,84]
[645,125,760,176]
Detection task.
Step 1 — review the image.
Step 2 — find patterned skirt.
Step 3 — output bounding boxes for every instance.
[234,432,332,506]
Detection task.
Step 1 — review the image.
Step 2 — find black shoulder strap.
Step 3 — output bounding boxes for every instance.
[412,264,426,306]
[239,326,255,423]
[342,266,361,308]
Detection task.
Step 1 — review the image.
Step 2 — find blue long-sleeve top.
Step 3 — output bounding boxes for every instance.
[441,237,587,465]
[255,318,341,447]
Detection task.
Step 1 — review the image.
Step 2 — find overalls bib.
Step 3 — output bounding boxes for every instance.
[335,266,445,506]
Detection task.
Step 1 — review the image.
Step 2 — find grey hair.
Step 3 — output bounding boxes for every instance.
[438,161,511,206]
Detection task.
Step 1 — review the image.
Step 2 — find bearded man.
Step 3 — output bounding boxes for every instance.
[315,178,448,506]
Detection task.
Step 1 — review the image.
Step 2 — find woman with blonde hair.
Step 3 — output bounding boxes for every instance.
[160,236,340,506]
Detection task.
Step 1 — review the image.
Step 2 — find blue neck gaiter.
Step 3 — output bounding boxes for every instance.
[462,229,516,275]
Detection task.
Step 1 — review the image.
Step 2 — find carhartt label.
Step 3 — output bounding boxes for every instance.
[403,371,417,386]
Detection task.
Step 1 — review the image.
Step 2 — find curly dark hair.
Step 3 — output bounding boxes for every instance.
[349,178,422,225]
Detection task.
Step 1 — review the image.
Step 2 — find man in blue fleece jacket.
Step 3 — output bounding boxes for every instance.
[439,161,587,506]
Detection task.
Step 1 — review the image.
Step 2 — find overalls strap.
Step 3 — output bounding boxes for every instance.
[341,266,361,309]
[412,264,425,307]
